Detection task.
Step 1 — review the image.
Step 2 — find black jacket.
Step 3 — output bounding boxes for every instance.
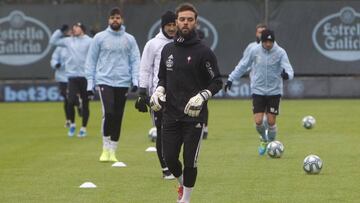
[158,31,223,122]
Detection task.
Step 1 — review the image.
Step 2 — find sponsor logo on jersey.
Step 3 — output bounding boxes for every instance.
[166,54,174,69]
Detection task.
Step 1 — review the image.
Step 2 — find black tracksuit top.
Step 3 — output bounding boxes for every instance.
[158,31,223,122]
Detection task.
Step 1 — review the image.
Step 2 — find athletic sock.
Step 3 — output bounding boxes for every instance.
[109,140,118,152]
[268,124,277,141]
[102,136,111,150]
[180,186,193,203]
[255,123,267,142]
[177,174,184,186]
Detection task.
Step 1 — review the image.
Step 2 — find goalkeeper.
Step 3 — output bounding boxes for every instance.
[150,3,222,202]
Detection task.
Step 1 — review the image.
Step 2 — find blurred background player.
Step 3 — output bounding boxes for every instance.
[249,24,269,134]
[86,7,140,162]
[50,26,82,128]
[224,29,294,155]
[50,22,92,137]
[135,11,177,180]
[150,3,222,202]
[225,23,268,137]
[50,25,71,128]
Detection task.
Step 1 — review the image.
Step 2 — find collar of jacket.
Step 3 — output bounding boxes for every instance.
[74,34,88,39]
[106,25,125,36]
[155,29,172,41]
[160,28,174,40]
[174,30,200,47]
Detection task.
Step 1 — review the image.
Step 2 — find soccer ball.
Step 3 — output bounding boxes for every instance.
[302,115,316,129]
[148,127,157,142]
[266,141,284,158]
[303,154,323,174]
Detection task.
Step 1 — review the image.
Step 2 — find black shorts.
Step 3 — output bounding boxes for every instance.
[252,94,281,115]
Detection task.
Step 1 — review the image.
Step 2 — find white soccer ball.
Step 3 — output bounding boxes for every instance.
[303,154,323,174]
[148,127,157,142]
[302,115,316,129]
[266,141,284,158]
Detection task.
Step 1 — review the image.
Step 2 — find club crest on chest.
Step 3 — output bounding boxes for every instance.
[166,54,174,69]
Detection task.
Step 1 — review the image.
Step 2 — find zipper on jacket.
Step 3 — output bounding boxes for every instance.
[265,50,268,95]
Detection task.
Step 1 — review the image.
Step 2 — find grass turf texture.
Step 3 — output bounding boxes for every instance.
[0,99,360,203]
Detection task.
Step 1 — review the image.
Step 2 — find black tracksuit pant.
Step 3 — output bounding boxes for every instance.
[67,77,89,127]
[152,111,167,169]
[98,85,128,142]
[162,120,204,187]
[58,82,70,121]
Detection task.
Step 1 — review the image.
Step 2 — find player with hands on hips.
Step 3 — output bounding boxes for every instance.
[50,21,92,138]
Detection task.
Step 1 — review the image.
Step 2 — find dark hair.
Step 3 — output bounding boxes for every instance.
[175,3,198,19]
[256,23,267,31]
[109,7,122,17]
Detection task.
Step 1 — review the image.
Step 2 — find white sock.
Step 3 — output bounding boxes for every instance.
[109,140,118,152]
[80,127,86,132]
[177,174,183,186]
[180,186,193,203]
[102,136,110,150]
[70,123,76,128]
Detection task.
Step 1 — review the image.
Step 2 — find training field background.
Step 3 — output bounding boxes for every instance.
[0,99,360,203]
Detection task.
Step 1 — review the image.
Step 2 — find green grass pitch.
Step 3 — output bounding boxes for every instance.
[1,99,360,203]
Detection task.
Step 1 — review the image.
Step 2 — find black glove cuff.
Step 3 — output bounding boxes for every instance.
[138,87,147,96]
[282,72,289,80]
[60,24,69,33]
[199,90,211,101]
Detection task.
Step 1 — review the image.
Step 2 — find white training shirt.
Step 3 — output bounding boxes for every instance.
[139,30,173,95]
